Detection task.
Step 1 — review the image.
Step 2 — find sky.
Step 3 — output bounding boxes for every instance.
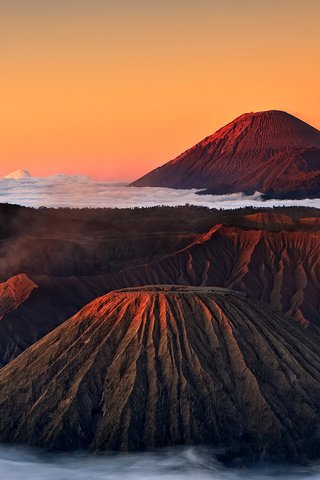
[0,0,319,181]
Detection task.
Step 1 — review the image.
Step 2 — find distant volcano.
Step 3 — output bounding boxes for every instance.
[4,169,31,180]
[131,110,320,198]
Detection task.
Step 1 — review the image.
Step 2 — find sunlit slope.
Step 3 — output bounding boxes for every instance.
[0,286,320,460]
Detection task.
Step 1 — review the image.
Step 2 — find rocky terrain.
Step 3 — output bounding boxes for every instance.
[0,286,320,461]
[0,274,39,366]
[132,110,320,198]
[113,221,320,328]
[0,274,37,320]
[0,205,319,366]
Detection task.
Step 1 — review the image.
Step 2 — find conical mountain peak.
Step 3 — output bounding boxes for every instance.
[132,110,320,198]
[1,286,320,460]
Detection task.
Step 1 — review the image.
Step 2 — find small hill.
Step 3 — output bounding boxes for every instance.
[0,286,320,461]
[0,274,37,319]
[4,169,31,180]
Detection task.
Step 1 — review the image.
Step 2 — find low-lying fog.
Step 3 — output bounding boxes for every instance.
[0,446,319,480]
[0,175,319,209]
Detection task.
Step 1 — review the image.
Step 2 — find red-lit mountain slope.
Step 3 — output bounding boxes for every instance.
[132,110,320,198]
[0,207,319,367]
[1,286,320,460]
[0,274,37,319]
[104,221,320,328]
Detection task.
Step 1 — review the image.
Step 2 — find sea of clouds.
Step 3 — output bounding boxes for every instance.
[0,174,319,209]
[0,445,319,480]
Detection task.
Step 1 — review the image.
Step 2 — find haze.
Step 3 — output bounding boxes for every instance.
[1,445,318,480]
[0,0,319,180]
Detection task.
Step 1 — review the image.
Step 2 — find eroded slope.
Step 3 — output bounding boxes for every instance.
[0,286,320,461]
[132,110,320,198]
[0,274,37,319]
[0,207,319,367]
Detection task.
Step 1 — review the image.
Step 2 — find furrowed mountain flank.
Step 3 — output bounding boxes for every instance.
[131,110,320,198]
[100,222,320,329]
[0,205,319,366]
[0,286,320,461]
[0,274,102,366]
[0,273,38,367]
[0,274,37,319]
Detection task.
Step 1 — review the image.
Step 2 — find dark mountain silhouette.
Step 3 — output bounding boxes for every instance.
[131,110,320,198]
[0,286,320,461]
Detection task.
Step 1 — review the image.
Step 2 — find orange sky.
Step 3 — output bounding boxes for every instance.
[0,0,319,181]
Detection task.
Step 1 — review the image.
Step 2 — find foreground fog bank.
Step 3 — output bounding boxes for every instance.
[0,446,319,480]
[0,175,319,209]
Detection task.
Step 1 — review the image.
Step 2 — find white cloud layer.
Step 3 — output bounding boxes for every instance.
[0,445,314,480]
[0,174,319,209]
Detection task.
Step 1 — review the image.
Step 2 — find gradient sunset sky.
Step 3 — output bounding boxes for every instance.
[1,0,319,181]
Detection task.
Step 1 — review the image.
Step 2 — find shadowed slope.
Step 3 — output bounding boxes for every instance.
[132,110,320,198]
[0,207,319,367]
[0,286,320,461]
[101,224,320,328]
[1,217,320,366]
[0,274,38,366]
[0,274,105,366]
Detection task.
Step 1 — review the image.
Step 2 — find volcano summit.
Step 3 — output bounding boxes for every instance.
[1,286,320,461]
[132,110,320,198]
